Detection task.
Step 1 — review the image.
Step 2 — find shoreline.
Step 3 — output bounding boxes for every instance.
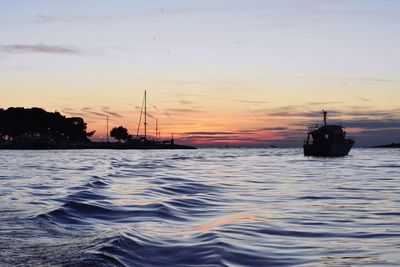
[0,142,197,150]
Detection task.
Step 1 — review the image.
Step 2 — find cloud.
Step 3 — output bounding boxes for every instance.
[352,128,400,147]
[183,127,290,137]
[234,99,269,104]
[61,108,86,117]
[180,135,267,142]
[35,13,138,23]
[357,97,371,102]
[36,14,87,23]
[352,77,399,83]
[35,6,230,24]
[346,119,400,129]
[81,107,106,117]
[101,107,123,118]
[71,107,124,119]
[184,131,237,135]
[0,44,80,55]
[159,6,228,15]
[163,112,172,119]
[237,129,259,134]
[306,101,341,105]
[266,110,331,118]
[344,108,395,120]
[179,100,194,105]
[263,106,400,121]
[146,112,155,120]
[259,127,288,131]
[245,107,259,119]
[165,108,203,114]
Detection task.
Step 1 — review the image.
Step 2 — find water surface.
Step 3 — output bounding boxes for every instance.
[0,148,399,266]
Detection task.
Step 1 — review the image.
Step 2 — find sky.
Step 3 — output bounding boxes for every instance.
[1,0,399,147]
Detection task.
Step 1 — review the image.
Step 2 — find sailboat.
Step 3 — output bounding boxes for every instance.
[124,90,196,149]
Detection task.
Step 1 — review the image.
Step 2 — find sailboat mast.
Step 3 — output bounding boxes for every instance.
[156,118,158,142]
[144,90,147,140]
[106,115,109,143]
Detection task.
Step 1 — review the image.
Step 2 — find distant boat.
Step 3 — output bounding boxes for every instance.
[303,111,354,157]
[125,90,196,149]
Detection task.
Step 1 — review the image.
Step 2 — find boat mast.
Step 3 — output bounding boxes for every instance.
[156,118,158,142]
[136,93,145,139]
[106,115,109,143]
[144,90,147,140]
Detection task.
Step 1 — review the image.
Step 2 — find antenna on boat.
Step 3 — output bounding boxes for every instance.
[144,90,147,140]
[106,115,109,143]
[323,110,327,126]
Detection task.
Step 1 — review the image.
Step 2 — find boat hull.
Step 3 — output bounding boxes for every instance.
[303,142,354,157]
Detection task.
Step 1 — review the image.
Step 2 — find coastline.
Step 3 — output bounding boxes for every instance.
[0,142,197,150]
[373,143,400,148]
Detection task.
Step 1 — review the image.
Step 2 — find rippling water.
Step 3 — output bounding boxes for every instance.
[0,148,399,266]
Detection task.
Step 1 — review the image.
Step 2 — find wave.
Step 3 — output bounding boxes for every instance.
[1,148,399,266]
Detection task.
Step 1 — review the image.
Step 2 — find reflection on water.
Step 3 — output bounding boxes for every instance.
[0,148,399,266]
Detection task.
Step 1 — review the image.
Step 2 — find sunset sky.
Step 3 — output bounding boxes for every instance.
[1,0,399,146]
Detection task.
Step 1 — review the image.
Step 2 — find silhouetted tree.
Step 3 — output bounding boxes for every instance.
[0,107,95,142]
[110,126,129,142]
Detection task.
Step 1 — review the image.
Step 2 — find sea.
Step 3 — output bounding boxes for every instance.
[0,148,399,266]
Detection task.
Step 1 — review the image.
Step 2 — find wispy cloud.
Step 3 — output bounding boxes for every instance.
[306,101,341,105]
[101,107,123,118]
[36,14,89,23]
[346,119,400,130]
[61,108,86,118]
[35,6,230,24]
[62,107,124,120]
[184,131,237,135]
[36,13,138,23]
[165,108,203,114]
[262,106,400,120]
[183,126,290,137]
[179,100,194,105]
[0,44,80,55]
[82,107,106,117]
[350,76,399,83]
[355,97,371,102]
[259,127,288,131]
[234,99,268,104]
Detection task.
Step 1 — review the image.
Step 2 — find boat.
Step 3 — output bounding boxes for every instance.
[303,110,354,157]
[123,90,196,149]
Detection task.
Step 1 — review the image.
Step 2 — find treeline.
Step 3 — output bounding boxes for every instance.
[0,107,94,142]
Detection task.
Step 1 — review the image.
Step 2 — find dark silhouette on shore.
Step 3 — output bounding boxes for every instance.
[373,143,400,148]
[0,106,195,150]
[0,107,94,148]
[110,126,130,143]
[0,107,94,141]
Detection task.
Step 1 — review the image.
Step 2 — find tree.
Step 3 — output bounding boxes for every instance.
[0,107,94,142]
[110,126,129,142]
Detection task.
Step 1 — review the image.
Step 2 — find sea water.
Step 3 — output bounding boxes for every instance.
[0,148,399,266]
